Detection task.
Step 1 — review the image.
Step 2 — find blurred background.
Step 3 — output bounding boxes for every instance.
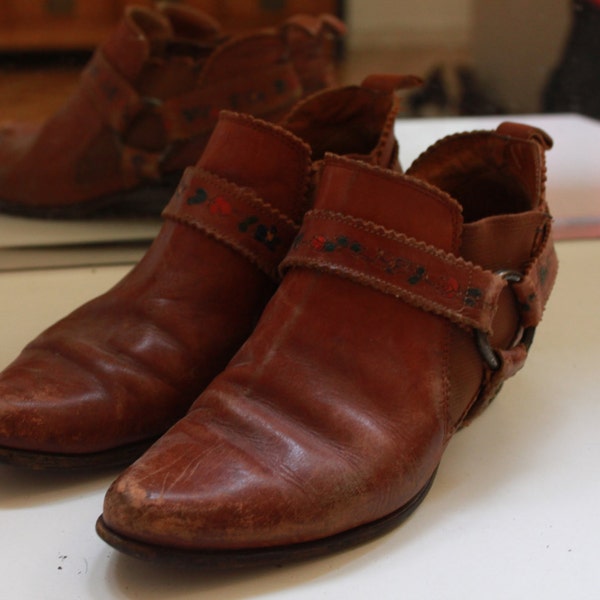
[0,0,597,122]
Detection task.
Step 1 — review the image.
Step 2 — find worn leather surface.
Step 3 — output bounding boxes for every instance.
[0,76,408,458]
[0,5,344,216]
[101,123,557,552]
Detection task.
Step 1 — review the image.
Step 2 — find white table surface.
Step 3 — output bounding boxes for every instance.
[0,115,599,599]
[0,212,160,271]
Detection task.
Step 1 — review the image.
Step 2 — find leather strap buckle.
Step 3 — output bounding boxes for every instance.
[475,269,536,371]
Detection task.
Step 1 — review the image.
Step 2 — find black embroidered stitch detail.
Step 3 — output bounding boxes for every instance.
[408,267,426,285]
[464,287,483,307]
[187,188,208,205]
[254,224,281,251]
[239,216,260,232]
[181,186,283,252]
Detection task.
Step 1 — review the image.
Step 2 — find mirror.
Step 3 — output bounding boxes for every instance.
[0,0,594,269]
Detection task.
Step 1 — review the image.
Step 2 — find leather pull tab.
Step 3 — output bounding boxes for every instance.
[497,121,554,149]
[361,74,423,94]
[282,14,346,37]
[158,3,222,38]
[319,14,347,36]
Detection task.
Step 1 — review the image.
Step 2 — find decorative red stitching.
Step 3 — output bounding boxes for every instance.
[282,210,504,332]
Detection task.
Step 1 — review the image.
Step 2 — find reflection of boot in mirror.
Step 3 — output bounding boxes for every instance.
[543,0,600,118]
[407,64,504,117]
[0,5,344,219]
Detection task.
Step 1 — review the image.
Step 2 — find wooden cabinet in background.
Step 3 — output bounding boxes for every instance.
[0,1,128,50]
[0,0,343,51]
[181,0,342,33]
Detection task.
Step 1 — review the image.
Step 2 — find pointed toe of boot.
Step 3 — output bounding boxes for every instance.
[98,407,306,556]
[97,396,435,569]
[0,334,180,469]
[98,358,443,565]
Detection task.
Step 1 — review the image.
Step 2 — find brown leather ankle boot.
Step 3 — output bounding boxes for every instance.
[0,75,416,469]
[97,122,558,568]
[0,4,344,218]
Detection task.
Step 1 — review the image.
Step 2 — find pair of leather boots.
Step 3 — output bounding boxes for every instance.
[0,4,558,569]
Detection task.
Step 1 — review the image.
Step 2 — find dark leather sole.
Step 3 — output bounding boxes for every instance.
[0,173,181,219]
[95,470,437,569]
[0,438,156,471]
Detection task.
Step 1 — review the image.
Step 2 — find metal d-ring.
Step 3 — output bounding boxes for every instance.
[475,269,536,371]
